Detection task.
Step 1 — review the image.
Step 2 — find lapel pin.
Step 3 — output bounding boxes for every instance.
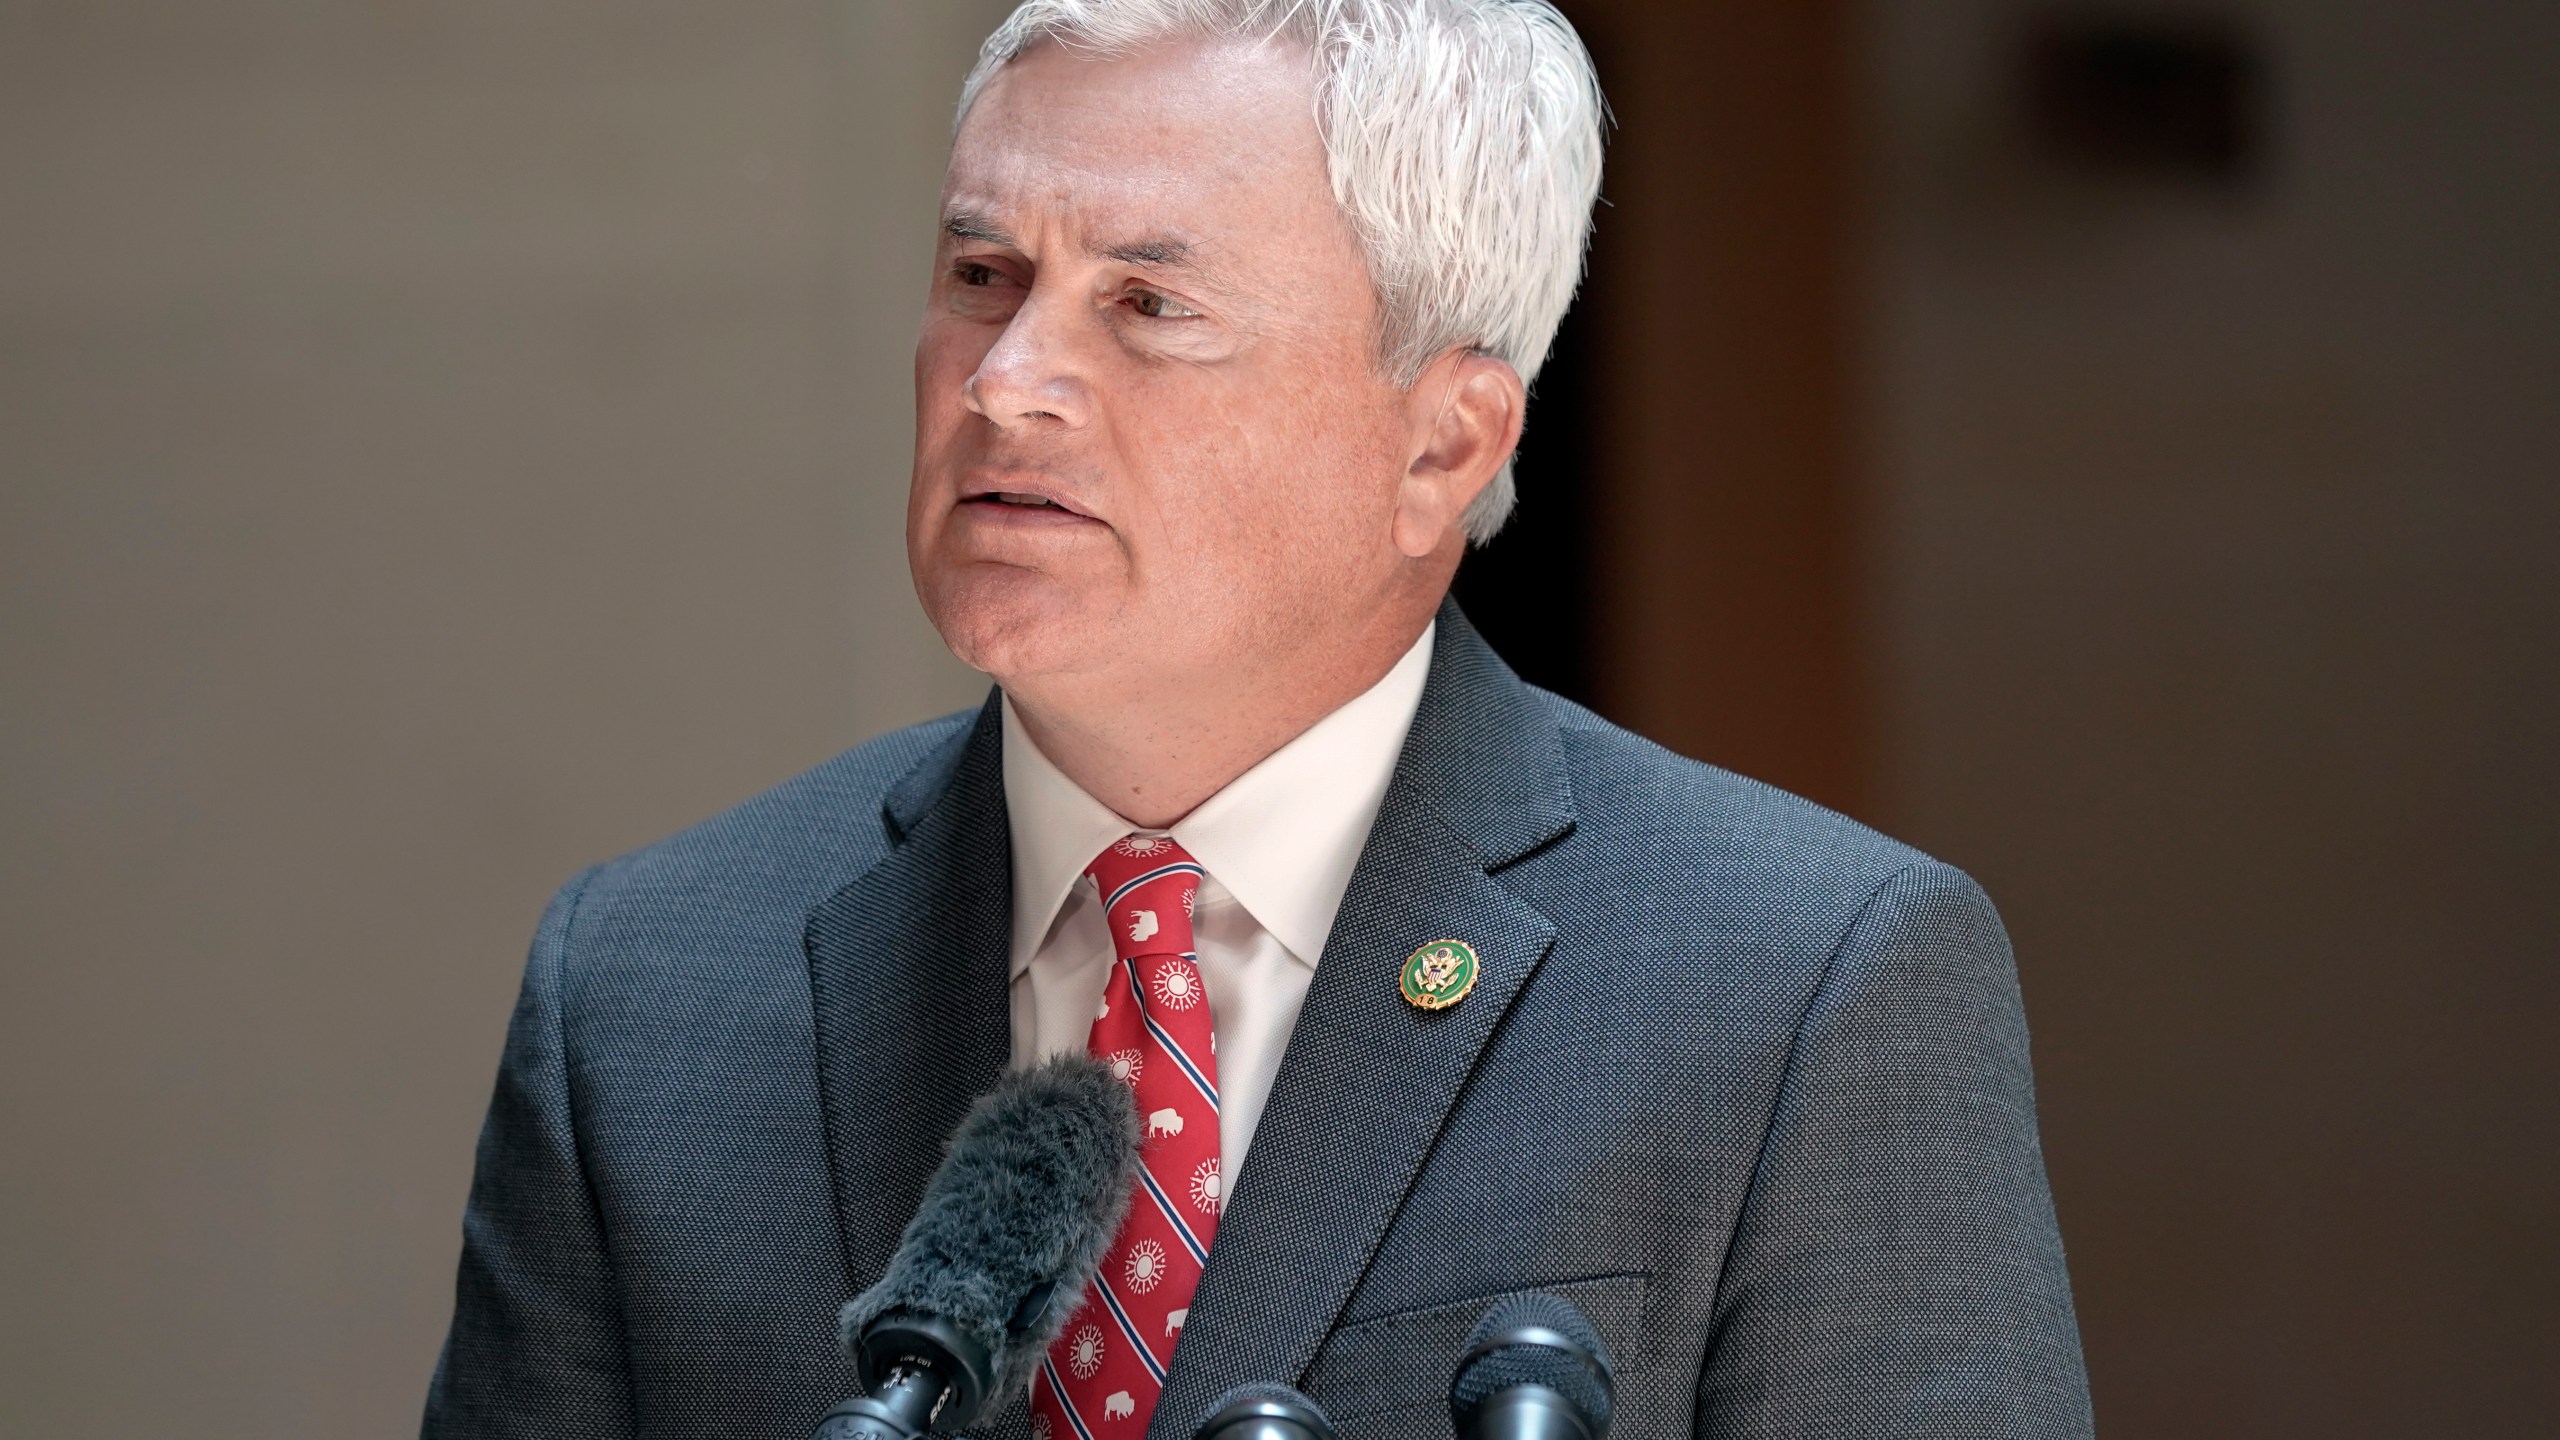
[1399,939,1480,1011]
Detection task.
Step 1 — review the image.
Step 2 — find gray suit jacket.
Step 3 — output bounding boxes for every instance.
[425,602,2092,1440]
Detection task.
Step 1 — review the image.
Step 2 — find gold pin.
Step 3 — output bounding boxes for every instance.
[1399,939,1480,1010]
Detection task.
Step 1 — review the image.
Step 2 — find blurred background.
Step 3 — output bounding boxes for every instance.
[1,1,2551,1435]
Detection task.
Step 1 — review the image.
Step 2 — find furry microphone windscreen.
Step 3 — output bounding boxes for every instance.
[837,1054,1142,1406]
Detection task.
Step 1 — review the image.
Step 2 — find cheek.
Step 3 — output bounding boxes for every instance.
[909,324,985,550]
[1140,376,1404,585]
[913,319,989,434]
[1249,378,1406,531]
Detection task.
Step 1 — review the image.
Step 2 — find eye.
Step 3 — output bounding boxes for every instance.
[1126,286,1201,320]
[953,261,1006,287]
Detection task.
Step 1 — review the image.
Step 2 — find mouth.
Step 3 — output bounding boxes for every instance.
[971,491,1071,511]
[957,480,1099,522]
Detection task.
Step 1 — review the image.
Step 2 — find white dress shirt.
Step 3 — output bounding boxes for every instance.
[1001,623,1435,1195]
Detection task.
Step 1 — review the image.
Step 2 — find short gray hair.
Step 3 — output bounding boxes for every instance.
[957,0,1605,544]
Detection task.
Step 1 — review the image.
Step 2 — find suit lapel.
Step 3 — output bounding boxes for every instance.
[805,694,1016,1292]
[1148,605,1579,1437]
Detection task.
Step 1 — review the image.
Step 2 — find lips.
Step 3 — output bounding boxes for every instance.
[958,478,1097,520]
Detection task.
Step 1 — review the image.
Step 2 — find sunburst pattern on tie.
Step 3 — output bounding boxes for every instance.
[1029,834,1220,1440]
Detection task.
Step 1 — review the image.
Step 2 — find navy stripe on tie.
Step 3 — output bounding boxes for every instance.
[1094,1276,1169,1384]
[1103,862,1206,915]
[1137,1164,1212,1266]
[1043,1360,1099,1440]
[1137,1001,1221,1114]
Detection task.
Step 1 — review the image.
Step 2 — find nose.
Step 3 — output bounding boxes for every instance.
[964,289,1092,431]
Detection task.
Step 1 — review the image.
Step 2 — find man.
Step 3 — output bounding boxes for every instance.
[426,2,2092,1437]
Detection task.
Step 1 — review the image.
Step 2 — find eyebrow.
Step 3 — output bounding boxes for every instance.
[943,212,1015,247]
[942,211,1207,276]
[1098,236,1196,269]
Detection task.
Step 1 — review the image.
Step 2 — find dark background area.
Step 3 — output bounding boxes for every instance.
[1486,2,2559,1433]
[1450,292,1597,703]
[4,2,2553,1436]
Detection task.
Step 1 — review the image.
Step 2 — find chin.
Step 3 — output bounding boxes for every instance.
[921,564,1114,683]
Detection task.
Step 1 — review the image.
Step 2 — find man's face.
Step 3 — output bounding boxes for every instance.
[909,38,1419,691]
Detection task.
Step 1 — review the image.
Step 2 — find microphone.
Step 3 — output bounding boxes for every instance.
[1191,1383,1339,1440]
[1448,1294,1615,1440]
[815,1055,1142,1440]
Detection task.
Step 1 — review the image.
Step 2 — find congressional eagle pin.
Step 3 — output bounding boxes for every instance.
[1399,939,1480,1011]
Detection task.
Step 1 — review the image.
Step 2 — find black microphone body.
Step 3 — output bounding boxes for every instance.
[816,1055,1143,1440]
[1193,1383,1340,1440]
[1449,1295,1615,1440]
[813,1312,991,1440]
[1458,1378,1592,1440]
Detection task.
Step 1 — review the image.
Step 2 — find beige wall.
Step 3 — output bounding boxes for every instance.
[0,4,1009,1434]
[1865,0,2559,1432]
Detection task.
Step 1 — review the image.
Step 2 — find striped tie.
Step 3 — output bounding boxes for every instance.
[1029,834,1222,1440]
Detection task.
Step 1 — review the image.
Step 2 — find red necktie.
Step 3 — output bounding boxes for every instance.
[1029,834,1222,1440]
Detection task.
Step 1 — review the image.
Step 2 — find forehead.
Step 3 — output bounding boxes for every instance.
[943,37,1339,255]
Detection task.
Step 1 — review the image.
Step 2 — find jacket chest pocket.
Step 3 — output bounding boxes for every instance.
[1300,1273,1651,1438]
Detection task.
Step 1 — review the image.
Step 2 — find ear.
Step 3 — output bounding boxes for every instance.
[1393,350,1526,559]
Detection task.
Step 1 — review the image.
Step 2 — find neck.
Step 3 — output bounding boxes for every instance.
[1005,611,1433,830]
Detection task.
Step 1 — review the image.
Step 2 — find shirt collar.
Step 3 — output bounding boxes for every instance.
[1000,621,1436,978]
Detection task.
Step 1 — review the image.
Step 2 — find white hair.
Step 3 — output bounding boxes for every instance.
[956,0,1605,544]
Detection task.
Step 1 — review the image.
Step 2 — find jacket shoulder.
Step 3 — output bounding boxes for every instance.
[1524,689,1967,953]
[1536,689,1932,864]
